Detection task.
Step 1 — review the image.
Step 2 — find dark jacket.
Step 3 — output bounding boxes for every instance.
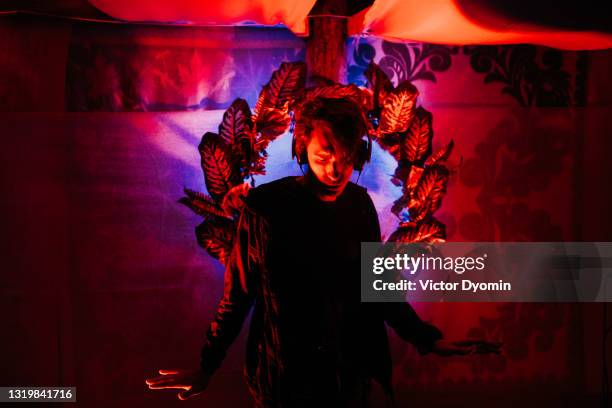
[200,176,442,407]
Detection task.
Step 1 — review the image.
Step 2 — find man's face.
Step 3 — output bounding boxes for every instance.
[305,122,354,199]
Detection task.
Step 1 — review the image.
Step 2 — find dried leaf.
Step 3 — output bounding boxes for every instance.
[249,155,267,176]
[302,84,366,108]
[198,132,241,201]
[255,104,291,148]
[387,218,446,243]
[425,139,454,167]
[408,165,449,222]
[379,80,419,135]
[401,106,432,164]
[254,61,306,117]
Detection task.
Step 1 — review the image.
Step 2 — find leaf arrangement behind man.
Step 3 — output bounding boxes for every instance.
[179,61,457,265]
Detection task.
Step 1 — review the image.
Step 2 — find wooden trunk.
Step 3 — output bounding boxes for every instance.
[305,15,348,85]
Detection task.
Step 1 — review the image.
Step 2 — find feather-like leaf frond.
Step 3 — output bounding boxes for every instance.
[179,187,231,219]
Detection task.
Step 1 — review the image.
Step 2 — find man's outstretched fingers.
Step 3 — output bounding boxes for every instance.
[159,369,179,375]
[149,383,189,390]
[147,379,185,389]
[146,375,177,385]
[178,388,198,400]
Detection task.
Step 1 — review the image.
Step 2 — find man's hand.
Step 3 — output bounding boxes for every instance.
[145,368,211,400]
[432,339,503,356]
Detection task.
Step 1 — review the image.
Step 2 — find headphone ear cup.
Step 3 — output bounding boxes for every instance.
[292,135,307,166]
[354,139,371,171]
[299,150,308,166]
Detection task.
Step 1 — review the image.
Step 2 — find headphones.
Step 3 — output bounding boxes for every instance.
[291,108,373,172]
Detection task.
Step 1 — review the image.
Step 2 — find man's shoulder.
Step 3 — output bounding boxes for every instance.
[243,176,298,212]
[248,176,296,198]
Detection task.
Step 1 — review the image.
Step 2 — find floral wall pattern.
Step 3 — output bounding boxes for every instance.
[347,36,594,401]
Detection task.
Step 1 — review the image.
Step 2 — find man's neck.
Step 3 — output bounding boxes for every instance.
[296,171,343,202]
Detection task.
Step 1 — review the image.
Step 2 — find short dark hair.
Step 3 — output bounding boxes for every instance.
[294,97,368,163]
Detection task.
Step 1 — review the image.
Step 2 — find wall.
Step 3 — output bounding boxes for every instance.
[1,14,611,407]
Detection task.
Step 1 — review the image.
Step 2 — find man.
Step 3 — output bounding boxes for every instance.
[146,97,501,406]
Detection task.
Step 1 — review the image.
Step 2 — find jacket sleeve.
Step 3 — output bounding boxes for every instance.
[362,190,443,355]
[199,204,267,374]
